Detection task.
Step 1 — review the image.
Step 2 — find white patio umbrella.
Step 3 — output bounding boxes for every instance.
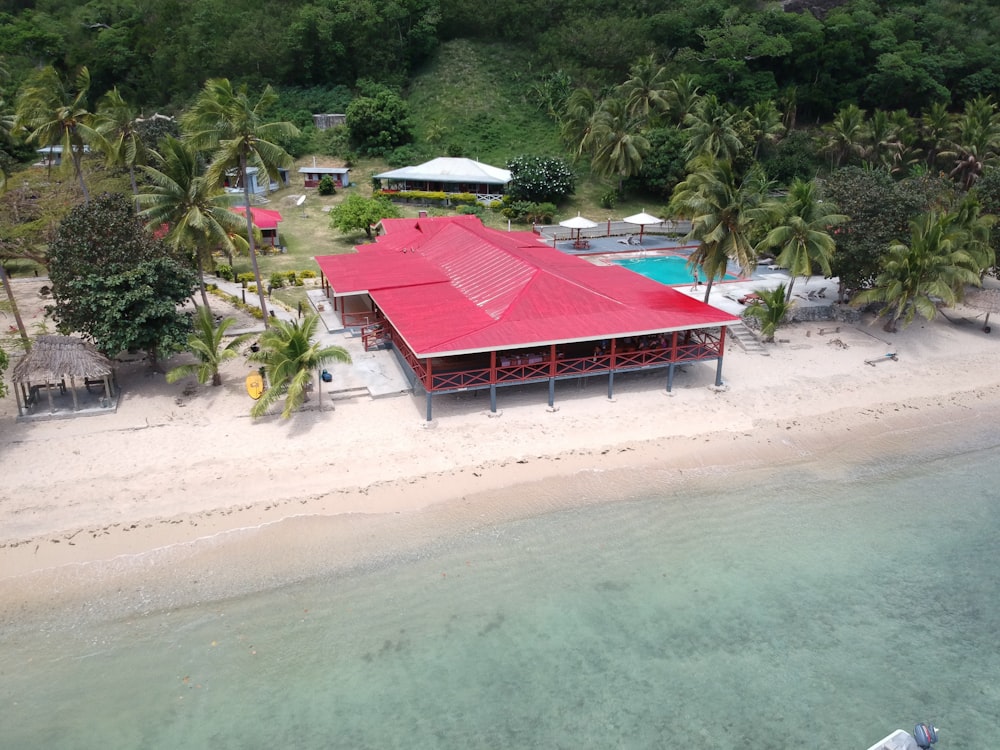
[558,212,599,243]
[623,210,664,243]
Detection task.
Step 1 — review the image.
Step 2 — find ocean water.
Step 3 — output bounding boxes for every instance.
[2,421,998,750]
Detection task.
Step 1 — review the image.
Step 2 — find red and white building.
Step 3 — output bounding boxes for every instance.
[231,206,283,249]
[315,215,738,420]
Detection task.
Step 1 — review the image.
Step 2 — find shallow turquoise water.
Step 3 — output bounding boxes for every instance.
[613,255,738,286]
[2,426,998,749]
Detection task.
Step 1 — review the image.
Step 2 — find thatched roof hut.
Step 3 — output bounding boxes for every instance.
[12,335,118,418]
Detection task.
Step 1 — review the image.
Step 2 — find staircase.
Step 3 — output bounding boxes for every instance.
[728,322,770,356]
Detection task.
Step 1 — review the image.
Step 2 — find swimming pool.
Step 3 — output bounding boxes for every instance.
[612,255,737,286]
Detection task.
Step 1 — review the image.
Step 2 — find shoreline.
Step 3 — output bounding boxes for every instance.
[2,384,998,624]
[3,301,1000,610]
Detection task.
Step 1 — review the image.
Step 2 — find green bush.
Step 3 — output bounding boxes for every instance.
[237,272,256,286]
[299,269,318,279]
[247,284,257,294]
[600,190,618,210]
[317,175,336,195]
[215,264,233,281]
[285,270,298,282]
[269,273,285,289]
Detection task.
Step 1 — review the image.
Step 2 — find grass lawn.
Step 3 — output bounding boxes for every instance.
[234,151,675,315]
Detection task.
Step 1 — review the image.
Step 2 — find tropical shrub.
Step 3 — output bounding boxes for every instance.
[506,155,575,203]
[743,284,792,342]
[317,175,336,195]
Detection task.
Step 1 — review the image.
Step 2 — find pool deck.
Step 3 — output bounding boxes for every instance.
[539,233,839,318]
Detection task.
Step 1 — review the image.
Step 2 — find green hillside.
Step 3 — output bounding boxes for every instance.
[405,40,563,165]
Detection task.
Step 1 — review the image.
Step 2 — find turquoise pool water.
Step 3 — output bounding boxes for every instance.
[614,255,737,286]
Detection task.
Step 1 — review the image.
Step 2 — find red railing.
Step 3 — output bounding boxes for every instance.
[377,324,725,393]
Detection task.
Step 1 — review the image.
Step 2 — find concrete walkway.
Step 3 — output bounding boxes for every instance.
[208,275,413,401]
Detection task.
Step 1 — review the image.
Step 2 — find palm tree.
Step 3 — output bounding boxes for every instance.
[742,99,784,160]
[920,101,953,172]
[664,74,702,126]
[247,313,352,419]
[560,87,599,157]
[583,97,650,193]
[166,307,253,387]
[137,136,246,310]
[93,87,148,207]
[670,156,769,303]
[181,79,299,325]
[617,54,671,126]
[854,211,985,332]
[861,109,893,170]
[13,65,97,203]
[743,284,792,343]
[756,178,847,300]
[945,96,1000,190]
[822,104,866,170]
[682,95,743,162]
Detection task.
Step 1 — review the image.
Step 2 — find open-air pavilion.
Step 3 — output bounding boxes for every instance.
[315,216,738,420]
[11,335,119,420]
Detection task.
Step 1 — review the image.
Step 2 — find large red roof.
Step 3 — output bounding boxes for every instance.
[315,216,737,357]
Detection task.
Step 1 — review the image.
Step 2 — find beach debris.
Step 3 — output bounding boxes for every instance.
[865,352,898,366]
[818,326,840,336]
[827,338,849,349]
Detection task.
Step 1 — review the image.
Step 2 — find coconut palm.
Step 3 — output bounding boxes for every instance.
[166,307,253,387]
[742,99,784,160]
[670,156,769,303]
[93,87,148,206]
[757,178,847,301]
[13,65,97,203]
[583,97,650,193]
[944,97,1000,190]
[854,211,985,332]
[560,87,599,157]
[247,313,352,419]
[137,136,245,310]
[861,109,894,170]
[181,79,299,325]
[682,95,743,162]
[920,101,953,172]
[743,283,792,343]
[618,54,671,126]
[822,104,866,170]
[664,74,702,126]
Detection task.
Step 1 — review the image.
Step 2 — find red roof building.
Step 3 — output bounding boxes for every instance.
[232,207,283,247]
[315,215,738,419]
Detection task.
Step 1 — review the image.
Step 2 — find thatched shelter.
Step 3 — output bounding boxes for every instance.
[11,335,118,419]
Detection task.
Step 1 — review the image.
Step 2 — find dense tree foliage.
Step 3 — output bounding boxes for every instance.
[821,168,949,296]
[330,194,401,239]
[3,0,999,121]
[47,193,197,367]
[346,85,412,157]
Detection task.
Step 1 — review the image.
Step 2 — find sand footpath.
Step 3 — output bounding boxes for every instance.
[3,275,1000,587]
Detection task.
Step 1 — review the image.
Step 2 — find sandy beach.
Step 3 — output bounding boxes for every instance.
[3,275,1000,599]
